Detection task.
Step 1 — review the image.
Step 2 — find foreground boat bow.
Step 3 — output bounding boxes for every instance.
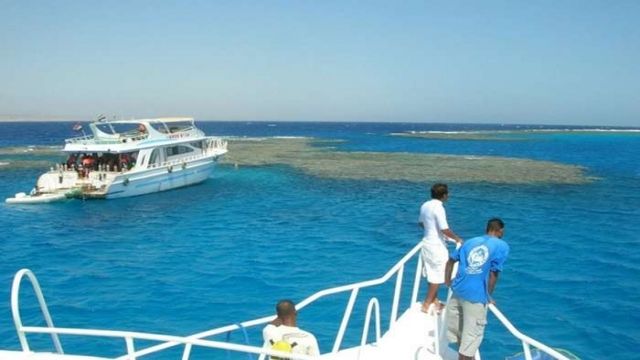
[4,244,574,359]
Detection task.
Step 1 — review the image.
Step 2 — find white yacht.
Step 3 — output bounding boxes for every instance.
[1,244,576,360]
[5,117,228,203]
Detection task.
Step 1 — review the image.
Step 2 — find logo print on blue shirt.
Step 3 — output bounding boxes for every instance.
[466,245,489,274]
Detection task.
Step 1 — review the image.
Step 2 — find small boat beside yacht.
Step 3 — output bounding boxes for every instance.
[5,117,228,203]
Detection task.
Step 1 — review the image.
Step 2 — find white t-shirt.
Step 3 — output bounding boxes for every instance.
[418,199,450,245]
[262,324,320,357]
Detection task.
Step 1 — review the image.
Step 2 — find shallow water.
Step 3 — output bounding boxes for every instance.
[222,138,590,184]
[0,121,639,360]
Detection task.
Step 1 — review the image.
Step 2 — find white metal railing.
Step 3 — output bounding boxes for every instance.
[435,241,462,357]
[11,244,424,359]
[11,269,63,354]
[17,325,320,360]
[10,243,572,360]
[360,298,381,346]
[488,305,571,360]
[146,138,227,170]
[64,126,215,146]
[65,133,149,145]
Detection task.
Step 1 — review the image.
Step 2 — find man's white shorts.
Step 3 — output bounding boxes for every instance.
[420,240,448,284]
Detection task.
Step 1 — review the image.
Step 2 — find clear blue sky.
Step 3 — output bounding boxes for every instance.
[1,1,639,126]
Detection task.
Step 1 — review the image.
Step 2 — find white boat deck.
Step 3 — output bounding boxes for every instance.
[321,302,456,360]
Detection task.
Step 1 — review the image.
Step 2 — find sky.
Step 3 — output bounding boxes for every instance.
[1,1,639,126]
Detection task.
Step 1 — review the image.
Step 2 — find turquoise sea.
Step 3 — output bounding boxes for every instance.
[0,121,639,360]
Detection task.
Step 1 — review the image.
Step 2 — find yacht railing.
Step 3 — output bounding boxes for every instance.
[146,139,227,170]
[11,243,570,360]
[360,298,381,346]
[64,128,215,145]
[65,134,93,144]
[488,305,571,360]
[65,133,149,145]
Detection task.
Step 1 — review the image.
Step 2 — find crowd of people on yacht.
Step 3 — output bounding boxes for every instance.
[64,152,138,176]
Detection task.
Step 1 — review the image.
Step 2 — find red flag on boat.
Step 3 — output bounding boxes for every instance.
[72,123,83,131]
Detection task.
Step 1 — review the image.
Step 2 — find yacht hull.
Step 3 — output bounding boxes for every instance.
[104,158,218,199]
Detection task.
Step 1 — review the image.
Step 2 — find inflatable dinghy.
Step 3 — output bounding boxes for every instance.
[5,192,67,204]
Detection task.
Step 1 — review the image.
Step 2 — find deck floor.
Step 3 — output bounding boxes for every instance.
[320,302,458,360]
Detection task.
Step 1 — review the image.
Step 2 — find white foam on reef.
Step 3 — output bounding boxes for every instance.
[225,136,311,141]
[0,161,9,167]
[418,131,484,134]
[513,128,640,133]
[394,130,502,135]
[396,128,640,135]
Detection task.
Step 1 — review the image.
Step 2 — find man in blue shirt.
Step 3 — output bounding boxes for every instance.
[444,218,509,360]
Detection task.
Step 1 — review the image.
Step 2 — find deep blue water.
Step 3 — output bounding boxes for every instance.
[0,121,639,360]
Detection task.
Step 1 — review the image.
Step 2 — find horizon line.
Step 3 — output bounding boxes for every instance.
[0,118,638,129]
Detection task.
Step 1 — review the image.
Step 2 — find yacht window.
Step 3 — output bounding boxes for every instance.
[167,121,193,133]
[150,122,169,133]
[166,145,194,156]
[149,120,193,133]
[190,141,203,149]
[149,149,162,167]
[97,123,139,135]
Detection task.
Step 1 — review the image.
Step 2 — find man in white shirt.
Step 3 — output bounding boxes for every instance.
[262,299,320,359]
[418,183,463,313]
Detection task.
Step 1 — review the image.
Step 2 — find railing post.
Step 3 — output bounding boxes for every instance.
[332,288,359,353]
[522,342,533,360]
[437,244,460,357]
[182,343,193,360]
[389,264,404,327]
[360,298,381,346]
[11,269,64,354]
[126,336,136,360]
[411,255,423,305]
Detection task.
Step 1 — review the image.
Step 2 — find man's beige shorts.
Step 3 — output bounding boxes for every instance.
[446,294,488,357]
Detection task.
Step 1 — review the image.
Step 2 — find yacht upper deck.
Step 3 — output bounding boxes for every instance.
[63,117,208,153]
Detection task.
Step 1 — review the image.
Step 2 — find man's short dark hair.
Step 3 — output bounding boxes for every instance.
[431,183,448,200]
[486,218,505,233]
[276,299,296,317]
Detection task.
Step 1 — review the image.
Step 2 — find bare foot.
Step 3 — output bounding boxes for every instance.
[420,302,431,313]
[421,301,445,314]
